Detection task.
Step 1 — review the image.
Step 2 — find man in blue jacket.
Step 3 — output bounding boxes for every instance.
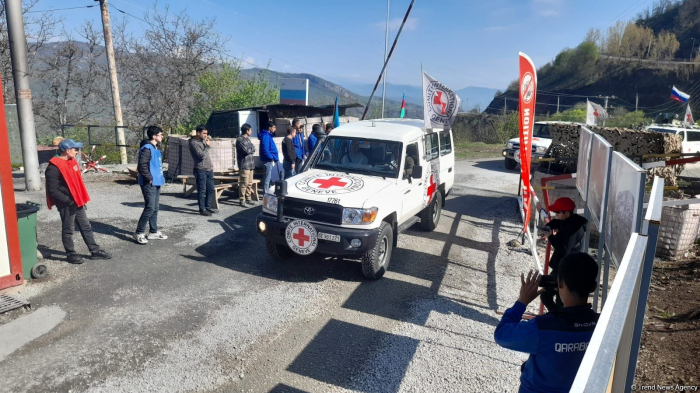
[135,126,167,244]
[259,121,281,193]
[291,118,306,170]
[307,124,326,155]
[494,252,600,393]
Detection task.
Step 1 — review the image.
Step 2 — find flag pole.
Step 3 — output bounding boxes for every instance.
[361,0,415,120]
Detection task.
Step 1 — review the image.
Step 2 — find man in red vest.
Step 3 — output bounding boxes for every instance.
[45,139,112,264]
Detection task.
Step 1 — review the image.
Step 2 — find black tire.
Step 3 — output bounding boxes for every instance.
[505,158,517,170]
[361,222,393,279]
[420,190,442,231]
[265,239,292,260]
[31,264,47,279]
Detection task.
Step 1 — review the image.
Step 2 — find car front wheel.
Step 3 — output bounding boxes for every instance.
[505,157,517,170]
[361,222,393,279]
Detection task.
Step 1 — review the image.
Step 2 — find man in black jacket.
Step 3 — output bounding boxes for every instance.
[539,197,588,311]
[281,127,297,179]
[189,125,215,216]
[236,123,256,207]
[45,139,112,264]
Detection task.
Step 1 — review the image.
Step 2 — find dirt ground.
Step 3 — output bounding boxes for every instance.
[636,252,700,387]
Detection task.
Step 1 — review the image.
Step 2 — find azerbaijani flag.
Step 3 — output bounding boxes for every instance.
[400,93,406,118]
[671,86,690,102]
[333,96,341,128]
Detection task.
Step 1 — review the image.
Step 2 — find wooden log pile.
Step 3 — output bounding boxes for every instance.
[546,123,683,186]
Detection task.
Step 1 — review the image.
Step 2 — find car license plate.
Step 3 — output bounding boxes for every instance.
[318,232,340,242]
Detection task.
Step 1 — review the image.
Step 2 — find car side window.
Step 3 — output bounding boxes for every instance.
[439,131,452,156]
[404,142,419,180]
[688,131,700,142]
[425,133,439,161]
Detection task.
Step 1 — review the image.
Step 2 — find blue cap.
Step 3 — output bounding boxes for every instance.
[58,139,83,151]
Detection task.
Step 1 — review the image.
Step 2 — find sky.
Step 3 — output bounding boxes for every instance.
[32,0,655,91]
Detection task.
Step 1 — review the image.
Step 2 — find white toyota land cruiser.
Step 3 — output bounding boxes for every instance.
[256,119,455,279]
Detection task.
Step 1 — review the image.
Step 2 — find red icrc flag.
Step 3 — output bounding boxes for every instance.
[518,52,537,231]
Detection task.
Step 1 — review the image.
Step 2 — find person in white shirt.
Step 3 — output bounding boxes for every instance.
[341,140,368,166]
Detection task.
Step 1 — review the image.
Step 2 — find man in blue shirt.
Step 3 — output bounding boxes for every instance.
[259,121,281,194]
[135,126,167,244]
[494,252,600,393]
[291,118,306,170]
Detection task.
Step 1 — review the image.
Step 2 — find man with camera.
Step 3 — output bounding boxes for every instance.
[494,252,599,393]
[539,197,588,311]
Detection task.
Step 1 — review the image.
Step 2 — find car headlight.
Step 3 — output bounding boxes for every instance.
[263,194,278,213]
[535,145,547,154]
[342,207,378,225]
[506,142,514,149]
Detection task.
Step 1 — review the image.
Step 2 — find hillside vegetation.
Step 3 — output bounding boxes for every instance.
[485,0,700,123]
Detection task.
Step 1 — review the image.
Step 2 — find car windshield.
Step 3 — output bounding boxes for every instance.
[533,123,551,138]
[311,137,402,178]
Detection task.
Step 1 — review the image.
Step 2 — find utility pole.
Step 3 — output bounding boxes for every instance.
[381,0,390,119]
[604,96,609,111]
[96,0,127,164]
[636,93,639,112]
[5,0,41,191]
[557,96,560,113]
[503,97,507,116]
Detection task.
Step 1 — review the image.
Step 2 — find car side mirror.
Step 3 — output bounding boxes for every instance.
[412,165,423,179]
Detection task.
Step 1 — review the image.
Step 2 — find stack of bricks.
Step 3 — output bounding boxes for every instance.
[546,123,683,186]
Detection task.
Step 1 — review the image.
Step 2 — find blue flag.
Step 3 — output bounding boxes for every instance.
[333,97,341,128]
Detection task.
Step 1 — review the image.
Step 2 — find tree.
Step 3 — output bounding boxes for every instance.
[114,4,226,128]
[33,22,110,133]
[0,0,60,103]
[187,62,279,129]
[494,111,519,144]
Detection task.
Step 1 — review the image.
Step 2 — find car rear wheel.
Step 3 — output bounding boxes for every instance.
[420,190,442,231]
[361,222,393,279]
[505,158,517,170]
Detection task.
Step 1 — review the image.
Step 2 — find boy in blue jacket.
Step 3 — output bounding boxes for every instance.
[259,121,281,193]
[494,252,599,393]
[134,126,167,244]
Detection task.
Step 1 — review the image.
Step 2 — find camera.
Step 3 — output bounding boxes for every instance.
[538,274,558,288]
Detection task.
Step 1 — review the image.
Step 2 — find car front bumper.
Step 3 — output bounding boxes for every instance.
[502,149,545,160]
[256,213,379,256]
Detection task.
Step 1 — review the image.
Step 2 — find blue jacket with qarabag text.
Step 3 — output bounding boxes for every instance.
[494,301,599,393]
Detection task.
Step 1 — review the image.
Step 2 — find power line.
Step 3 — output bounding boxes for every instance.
[26,4,97,13]
[108,3,147,23]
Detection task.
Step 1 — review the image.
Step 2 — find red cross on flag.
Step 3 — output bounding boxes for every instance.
[422,71,461,130]
[586,100,608,126]
[684,104,694,127]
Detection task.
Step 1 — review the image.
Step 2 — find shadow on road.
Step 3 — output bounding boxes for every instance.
[183,186,520,392]
[471,158,518,174]
[120,201,200,215]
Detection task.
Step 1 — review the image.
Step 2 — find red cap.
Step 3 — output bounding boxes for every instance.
[549,197,576,213]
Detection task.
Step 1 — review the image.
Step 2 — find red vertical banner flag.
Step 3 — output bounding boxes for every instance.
[518,52,537,231]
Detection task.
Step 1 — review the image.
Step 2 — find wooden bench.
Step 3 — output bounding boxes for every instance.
[176,175,260,204]
[176,175,239,197]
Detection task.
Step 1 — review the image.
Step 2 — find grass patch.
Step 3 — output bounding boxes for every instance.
[454,141,504,160]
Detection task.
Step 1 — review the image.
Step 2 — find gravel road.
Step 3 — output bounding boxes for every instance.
[0,158,538,393]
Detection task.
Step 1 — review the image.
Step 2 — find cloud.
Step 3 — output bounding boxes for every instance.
[483,25,518,32]
[374,17,418,31]
[239,56,256,69]
[538,9,560,17]
[490,7,515,16]
[533,0,563,17]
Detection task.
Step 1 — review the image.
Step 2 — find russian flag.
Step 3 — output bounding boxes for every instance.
[671,86,690,103]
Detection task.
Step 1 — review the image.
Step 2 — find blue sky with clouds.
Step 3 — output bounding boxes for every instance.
[35,0,653,90]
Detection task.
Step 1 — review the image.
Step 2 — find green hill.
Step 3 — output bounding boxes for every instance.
[485,0,700,121]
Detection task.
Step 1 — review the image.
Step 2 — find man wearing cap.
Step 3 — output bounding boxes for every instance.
[45,139,112,264]
[494,252,600,393]
[539,197,588,311]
